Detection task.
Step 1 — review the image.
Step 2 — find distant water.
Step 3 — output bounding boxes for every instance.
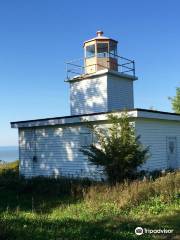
[0,146,18,162]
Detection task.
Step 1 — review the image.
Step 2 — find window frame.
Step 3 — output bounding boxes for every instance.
[80,132,92,147]
[85,44,95,59]
[109,42,117,58]
[97,42,109,58]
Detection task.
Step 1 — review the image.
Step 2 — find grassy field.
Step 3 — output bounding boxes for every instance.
[0,161,179,240]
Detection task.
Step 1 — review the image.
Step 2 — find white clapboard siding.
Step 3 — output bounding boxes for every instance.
[135,119,180,171]
[19,116,180,179]
[70,76,107,115]
[70,72,134,115]
[107,75,134,110]
[19,126,104,180]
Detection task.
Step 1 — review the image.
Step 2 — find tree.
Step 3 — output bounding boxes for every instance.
[81,113,149,184]
[169,87,180,113]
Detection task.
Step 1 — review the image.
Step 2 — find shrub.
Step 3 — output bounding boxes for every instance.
[81,113,149,184]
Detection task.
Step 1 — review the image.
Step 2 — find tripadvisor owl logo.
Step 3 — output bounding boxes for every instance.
[135,227,143,235]
[135,227,174,235]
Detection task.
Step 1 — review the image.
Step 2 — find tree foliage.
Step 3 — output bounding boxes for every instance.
[169,87,180,113]
[81,113,149,183]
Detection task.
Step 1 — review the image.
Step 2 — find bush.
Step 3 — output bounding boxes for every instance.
[81,113,149,184]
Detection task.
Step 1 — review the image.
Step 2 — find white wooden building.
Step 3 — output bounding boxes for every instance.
[11,31,180,179]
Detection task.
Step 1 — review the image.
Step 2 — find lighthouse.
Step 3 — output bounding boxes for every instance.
[11,31,180,179]
[66,31,137,116]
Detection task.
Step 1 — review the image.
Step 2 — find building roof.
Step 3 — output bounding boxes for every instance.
[83,31,118,46]
[10,108,180,128]
[66,69,137,82]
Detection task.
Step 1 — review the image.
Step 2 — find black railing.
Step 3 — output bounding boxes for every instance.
[66,54,135,80]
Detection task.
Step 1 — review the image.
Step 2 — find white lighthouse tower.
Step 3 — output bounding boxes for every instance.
[66,31,137,115]
[11,31,180,179]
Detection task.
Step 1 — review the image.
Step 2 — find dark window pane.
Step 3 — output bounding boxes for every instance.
[86,45,95,58]
[80,133,92,146]
[109,43,117,57]
[97,43,108,58]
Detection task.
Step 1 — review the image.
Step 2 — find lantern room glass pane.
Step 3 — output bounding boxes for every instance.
[97,43,108,58]
[109,43,117,57]
[86,45,95,58]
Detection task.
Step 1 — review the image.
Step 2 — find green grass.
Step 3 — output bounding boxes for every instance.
[0,161,179,240]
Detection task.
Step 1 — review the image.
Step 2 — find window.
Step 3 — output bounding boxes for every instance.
[80,133,92,147]
[92,133,98,145]
[109,43,117,58]
[97,43,108,58]
[166,136,177,169]
[86,45,95,58]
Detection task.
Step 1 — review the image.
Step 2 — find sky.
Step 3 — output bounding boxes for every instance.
[0,0,180,146]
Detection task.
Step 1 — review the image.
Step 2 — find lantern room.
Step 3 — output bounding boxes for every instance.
[84,31,118,74]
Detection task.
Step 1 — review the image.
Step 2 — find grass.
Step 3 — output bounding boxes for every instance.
[0,161,179,240]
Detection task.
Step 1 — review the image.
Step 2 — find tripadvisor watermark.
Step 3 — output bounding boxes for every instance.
[135,227,174,236]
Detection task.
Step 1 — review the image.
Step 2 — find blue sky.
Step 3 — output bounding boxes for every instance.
[0,0,180,146]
